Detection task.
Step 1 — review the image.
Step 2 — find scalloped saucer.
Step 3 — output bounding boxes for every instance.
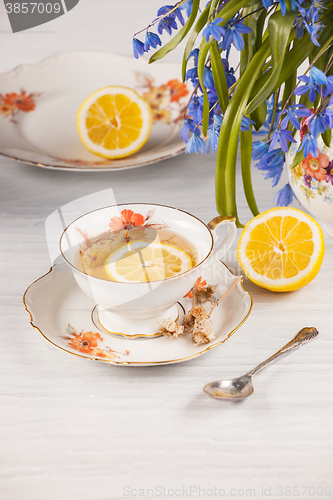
[23,260,252,366]
[0,51,190,171]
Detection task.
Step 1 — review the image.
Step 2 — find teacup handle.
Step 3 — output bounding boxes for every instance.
[204,215,237,267]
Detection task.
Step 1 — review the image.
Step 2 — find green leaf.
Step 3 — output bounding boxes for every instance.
[250,100,267,131]
[209,40,229,114]
[215,0,258,21]
[240,126,259,217]
[246,10,297,115]
[181,4,210,81]
[197,38,212,136]
[240,3,266,76]
[149,0,200,64]
[291,149,304,169]
[322,128,332,148]
[216,39,271,222]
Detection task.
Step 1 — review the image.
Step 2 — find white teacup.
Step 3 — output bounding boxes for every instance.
[60,204,236,336]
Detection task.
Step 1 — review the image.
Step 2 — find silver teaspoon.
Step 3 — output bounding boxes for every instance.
[203,327,319,401]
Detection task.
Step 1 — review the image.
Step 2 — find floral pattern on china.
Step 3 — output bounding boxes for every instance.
[61,324,131,360]
[0,90,38,121]
[289,142,333,205]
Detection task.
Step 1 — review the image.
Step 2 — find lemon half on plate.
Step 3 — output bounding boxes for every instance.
[77,86,152,159]
[237,207,325,292]
[106,241,193,283]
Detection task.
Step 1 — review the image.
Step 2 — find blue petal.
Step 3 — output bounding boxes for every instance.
[132,38,145,59]
[310,66,328,86]
[232,29,245,51]
[275,184,294,207]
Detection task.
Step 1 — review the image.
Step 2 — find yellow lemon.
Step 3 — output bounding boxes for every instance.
[77,86,152,159]
[106,240,193,283]
[237,207,325,292]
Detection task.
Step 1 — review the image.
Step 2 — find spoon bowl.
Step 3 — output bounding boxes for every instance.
[203,376,254,400]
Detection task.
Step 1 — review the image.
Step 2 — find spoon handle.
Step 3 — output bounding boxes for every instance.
[247,327,319,378]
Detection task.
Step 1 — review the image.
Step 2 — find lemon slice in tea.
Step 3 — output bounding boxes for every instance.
[77,86,152,159]
[106,240,193,283]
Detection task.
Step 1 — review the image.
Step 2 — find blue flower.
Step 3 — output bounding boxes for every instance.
[132,38,145,59]
[202,18,225,43]
[322,99,333,129]
[281,104,311,130]
[222,58,236,88]
[205,114,222,154]
[222,19,251,51]
[256,149,285,187]
[185,49,199,84]
[185,131,205,154]
[180,118,196,143]
[206,127,219,154]
[203,67,215,90]
[323,76,333,97]
[252,141,270,160]
[144,32,162,51]
[189,48,199,65]
[268,128,296,153]
[157,5,185,25]
[185,67,198,84]
[157,5,182,35]
[188,94,203,124]
[295,3,323,45]
[294,66,328,103]
[275,183,295,207]
[308,113,328,139]
[298,133,318,158]
[179,0,193,17]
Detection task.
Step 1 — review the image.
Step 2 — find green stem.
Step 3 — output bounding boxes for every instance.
[240,127,259,217]
[216,39,271,224]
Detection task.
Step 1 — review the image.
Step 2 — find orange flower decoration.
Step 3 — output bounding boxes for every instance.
[0,103,15,116]
[184,277,207,299]
[90,348,116,359]
[109,209,145,231]
[167,79,189,102]
[302,153,329,181]
[68,331,103,353]
[2,90,36,112]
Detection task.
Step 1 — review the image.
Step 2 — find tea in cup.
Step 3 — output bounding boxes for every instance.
[60,204,236,336]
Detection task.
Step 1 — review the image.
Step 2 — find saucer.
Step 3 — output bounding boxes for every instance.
[0,51,190,171]
[23,260,253,366]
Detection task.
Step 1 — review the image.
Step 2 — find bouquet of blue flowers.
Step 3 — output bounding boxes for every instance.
[133,0,333,226]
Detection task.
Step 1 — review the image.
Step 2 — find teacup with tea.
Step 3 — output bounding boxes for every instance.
[60,204,236,336]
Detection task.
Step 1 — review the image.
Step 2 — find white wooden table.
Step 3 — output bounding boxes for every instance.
[1,2,332,499]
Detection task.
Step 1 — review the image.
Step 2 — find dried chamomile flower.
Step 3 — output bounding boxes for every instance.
[181,313,195,333]
[190,305,208,321]
[195,284,216,305]
[158,318,184,338]
[192,318,216,346]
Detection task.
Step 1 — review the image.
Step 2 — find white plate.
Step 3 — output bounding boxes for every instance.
[23,260,253,366]
[0,51,190,171]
